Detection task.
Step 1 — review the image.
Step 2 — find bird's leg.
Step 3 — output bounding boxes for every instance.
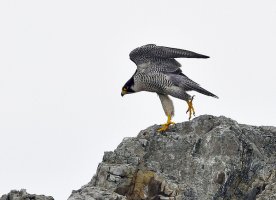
[158,115,175,132]
[186,96,195,120]
[157,94,175,132]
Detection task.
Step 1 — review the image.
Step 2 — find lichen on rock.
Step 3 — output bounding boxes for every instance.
[67,115,276,200]
[2,115,275,200]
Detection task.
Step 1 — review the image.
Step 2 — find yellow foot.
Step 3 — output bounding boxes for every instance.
[158,115,175,132]
[186,96,195,120]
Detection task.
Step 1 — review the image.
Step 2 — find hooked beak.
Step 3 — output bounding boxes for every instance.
[121,90,127,97]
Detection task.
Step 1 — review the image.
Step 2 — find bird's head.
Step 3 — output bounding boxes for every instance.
[121,76,136,97]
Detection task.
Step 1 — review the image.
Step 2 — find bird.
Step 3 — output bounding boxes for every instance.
[121,44,218,132]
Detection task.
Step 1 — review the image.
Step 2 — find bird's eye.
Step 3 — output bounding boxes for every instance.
[123,88,127,91]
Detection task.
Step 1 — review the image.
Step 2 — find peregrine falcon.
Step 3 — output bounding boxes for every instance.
[121,44,218,132]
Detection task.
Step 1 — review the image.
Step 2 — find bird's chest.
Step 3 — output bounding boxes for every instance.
[134,73,171,92]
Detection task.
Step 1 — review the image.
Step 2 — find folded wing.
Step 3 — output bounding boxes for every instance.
[169,73,218,98]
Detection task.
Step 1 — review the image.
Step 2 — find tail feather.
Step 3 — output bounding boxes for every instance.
[193,86,218,98]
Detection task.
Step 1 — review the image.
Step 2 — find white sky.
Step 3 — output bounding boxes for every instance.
[0,0,275,199]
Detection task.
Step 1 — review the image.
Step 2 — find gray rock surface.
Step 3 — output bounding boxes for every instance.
[68,115,276,200]
[0,189,54,200]
[2,115,275,200]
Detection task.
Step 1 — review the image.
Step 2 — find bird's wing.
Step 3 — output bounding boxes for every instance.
[142,58,183,74]
[129,44,209,73]
[129,44,209,65]
[168,73,200,91]
[169,73,218,98]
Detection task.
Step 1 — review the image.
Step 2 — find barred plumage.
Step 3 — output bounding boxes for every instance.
[122,44,218,131]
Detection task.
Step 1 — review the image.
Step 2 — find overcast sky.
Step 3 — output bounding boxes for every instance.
[0,0,275,199]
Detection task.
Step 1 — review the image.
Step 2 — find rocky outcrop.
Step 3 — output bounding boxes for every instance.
[2,115,276,200]
[0,189,54,200]
[68,115,276,200]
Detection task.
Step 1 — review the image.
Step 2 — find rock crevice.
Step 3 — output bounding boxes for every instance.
[2,115,276,200]
[68,115,276,200]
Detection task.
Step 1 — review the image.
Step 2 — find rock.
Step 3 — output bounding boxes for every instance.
[2,115,275,200]
[0,189,54,200]
[68,115,276,200]
[68,186,127,200]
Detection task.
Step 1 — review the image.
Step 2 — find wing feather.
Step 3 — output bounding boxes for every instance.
[129,44,209,74]
[129,44,209,65]
[169,74,218,98]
